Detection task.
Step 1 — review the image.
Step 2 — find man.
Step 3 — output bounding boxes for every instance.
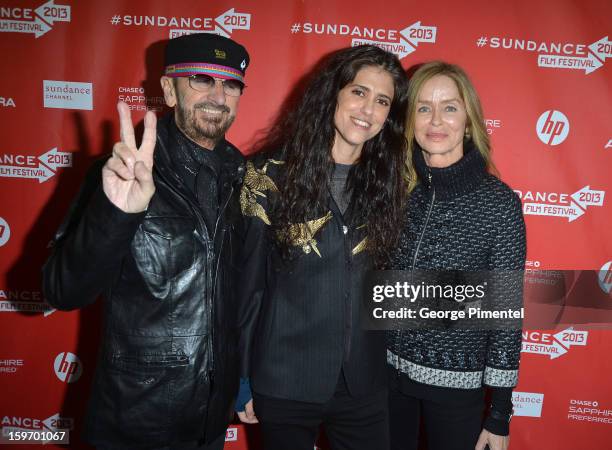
[42,33,250,450]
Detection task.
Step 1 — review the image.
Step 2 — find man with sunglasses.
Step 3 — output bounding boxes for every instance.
[42,33,250,450]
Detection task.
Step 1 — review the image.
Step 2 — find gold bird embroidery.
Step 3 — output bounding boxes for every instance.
[240,159,284,224]
[352,223,367,255]
[280,211,333,257]
[352,237,367,255]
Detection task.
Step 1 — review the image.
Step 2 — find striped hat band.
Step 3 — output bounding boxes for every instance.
[164,63,244,82]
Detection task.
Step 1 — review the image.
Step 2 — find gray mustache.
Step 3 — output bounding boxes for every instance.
[194,103,230,114]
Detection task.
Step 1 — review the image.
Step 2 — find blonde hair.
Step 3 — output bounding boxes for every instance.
[405,61,496,191]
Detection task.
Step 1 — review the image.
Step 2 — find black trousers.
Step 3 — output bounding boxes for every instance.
[389,384,484,450]
[253,373,389,450]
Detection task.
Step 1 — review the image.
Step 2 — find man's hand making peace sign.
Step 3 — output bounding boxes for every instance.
[102,101,157,213]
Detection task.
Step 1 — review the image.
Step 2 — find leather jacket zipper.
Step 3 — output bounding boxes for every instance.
[209,179,239,374]
[155,136,216,370]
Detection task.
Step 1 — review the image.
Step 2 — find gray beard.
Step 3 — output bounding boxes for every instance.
[175,102,235,145]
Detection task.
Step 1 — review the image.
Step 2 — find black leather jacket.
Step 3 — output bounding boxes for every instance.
[42,115,245,448]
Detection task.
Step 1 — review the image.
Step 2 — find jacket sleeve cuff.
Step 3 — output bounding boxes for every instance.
[483,387,514,436]
[234,378,252,413]
[483,414,510,436]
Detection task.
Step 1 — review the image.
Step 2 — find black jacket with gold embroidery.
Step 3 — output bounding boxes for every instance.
[238,156,387,402]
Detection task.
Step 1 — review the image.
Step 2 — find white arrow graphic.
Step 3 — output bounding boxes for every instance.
[585,52,604,74]
[35,0,71,25]
[549,339,568,359]
[0,163,54,183]
[522,201,585,222]
[521,341,567,359]
[567,201,586,222]
[0,300,56,314]
[538,53,603,74]
[0,17,52,38]
[351,37,415,59]
[44,305,57,317]
[396,38,416,59]
[42,413,72,430]
[399,21,437,47]
[588,36,610,62]
[553,327,588,347]
[570,186,605,210]
[215,8,251,33]
[38,147,72,171]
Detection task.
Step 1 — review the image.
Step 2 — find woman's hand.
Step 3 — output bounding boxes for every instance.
[475,429,509,450]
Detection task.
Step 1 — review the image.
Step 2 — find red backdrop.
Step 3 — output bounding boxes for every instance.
[1,0,611,448]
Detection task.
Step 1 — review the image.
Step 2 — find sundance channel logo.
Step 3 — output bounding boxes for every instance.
[43,80,93,110]
[512,392,544,418]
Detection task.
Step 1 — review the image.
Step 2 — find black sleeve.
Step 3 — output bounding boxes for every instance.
[483,191,526,436]
[41,161,145,310]
[484,387,513,435]
[236,158,277,378]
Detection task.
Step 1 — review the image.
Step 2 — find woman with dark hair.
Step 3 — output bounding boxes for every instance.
[387,61,525,450]
[236,45,409,450]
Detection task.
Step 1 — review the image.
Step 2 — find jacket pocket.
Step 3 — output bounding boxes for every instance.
[103,353,190,441]
[131,217,197,287]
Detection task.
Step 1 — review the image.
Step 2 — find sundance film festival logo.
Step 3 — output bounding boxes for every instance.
[521,328,588,360]
[599,261,612,295]
[0,148,73,183]
[0,217,10,247]
[291,20,437,60]
[43,80,93,110]
[1,413,73,434]
[0,289,56,316]
[54,352,82,383]
[475,35,608,74]
[515,186,605,222]
[512,392,544,418]
[0,0,71,38]
[108,8,251,39]
[537,110,569,146]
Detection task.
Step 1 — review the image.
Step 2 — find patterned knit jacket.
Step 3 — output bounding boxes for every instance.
[387,145,526,398]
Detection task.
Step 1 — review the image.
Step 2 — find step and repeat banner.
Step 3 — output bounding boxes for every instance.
[0,0,610,449]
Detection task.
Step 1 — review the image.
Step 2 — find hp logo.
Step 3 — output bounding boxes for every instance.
[537,110,569,146]
[0,217,10,247]
[54,352,83,383]
[599,261,612,295]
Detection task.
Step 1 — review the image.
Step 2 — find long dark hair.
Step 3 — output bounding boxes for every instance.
[272,45,409,267]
